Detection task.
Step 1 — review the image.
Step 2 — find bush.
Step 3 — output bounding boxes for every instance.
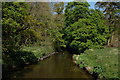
[10,51,38,66]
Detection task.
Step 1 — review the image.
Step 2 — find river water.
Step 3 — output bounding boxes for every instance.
[11,51,93,78]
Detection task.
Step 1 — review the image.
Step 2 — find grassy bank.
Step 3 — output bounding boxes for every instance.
[21,46,54,58]
[3,45,55,79]
[73,47,119,79]
[11,45,55,66]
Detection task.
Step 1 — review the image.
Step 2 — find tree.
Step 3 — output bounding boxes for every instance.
[28,2,53,43]
[48,2,65,51]
[95,1,120,46]
[29,2,52,26]
[53,2,64,15]
[63,2,109,53]
[2,2,41,53]
[52,2,65,29]
[65,2,90,27]
[95,2,120,28]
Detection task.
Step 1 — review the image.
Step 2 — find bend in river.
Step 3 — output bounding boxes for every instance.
[11,51,93,78]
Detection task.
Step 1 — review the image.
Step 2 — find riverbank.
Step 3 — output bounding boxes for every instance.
[73,47,119,79]
[3,46,56,79]
[10,51,93,78]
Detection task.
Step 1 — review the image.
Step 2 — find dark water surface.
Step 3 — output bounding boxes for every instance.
[11,51,93,78]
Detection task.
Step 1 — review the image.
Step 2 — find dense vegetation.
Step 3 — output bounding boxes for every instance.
[95,2,120,46]
[63,2,110,53]
[2,2,59,78]
[2,1,120,79]
[73,47,119,78]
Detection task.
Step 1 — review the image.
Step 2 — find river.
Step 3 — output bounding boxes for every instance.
[11,51,93,78]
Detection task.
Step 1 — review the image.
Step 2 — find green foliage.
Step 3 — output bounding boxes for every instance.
[21,46,54,58]
[65,2,90,27]
[29,2,52,29]
[73,47,119,78]
[2,2,28,53]
[63,2,110,53]
[2,3,52,77]
[53,2,64,14]
[52,31,66,51]
[49,24,66,51]
[2,2,43,54]
[95,2,120,29]
[10,51,38,66]
[48,2,65,51]
[3,45,54,69]
[95,2,120,46]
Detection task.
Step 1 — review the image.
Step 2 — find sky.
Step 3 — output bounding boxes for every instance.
[52,2,96,15]
[10,0,98,9]
[50,0,97,9]
[50,0,101,2]
[89,2,96,9]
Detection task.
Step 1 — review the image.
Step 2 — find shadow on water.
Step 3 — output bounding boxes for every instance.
[10,51,93,78]
[2,51,38,79]
[10,51,38,67]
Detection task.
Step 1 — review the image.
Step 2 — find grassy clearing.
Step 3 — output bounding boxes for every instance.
[73,47,119,79]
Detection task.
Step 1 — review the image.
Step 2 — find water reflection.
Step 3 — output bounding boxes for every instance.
[11,51,93,78]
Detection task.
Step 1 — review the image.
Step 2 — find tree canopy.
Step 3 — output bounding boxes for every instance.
[63,2,110,53]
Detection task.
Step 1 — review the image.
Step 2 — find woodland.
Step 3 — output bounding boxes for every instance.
[2,1,120,79]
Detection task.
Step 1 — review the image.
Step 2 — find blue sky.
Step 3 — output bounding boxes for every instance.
[89,2,96,9]
[50,0,99,9]
[50,0,101,2]
[53,1,97,14]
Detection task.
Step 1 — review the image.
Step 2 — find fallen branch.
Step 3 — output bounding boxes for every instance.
[38,52,59,61]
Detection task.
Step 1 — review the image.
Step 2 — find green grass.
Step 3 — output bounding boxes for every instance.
[21,45,55,58]
[20,36,55,58]
[9,45,55,66]
[73,47,119,79]
[6,39,55,67]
